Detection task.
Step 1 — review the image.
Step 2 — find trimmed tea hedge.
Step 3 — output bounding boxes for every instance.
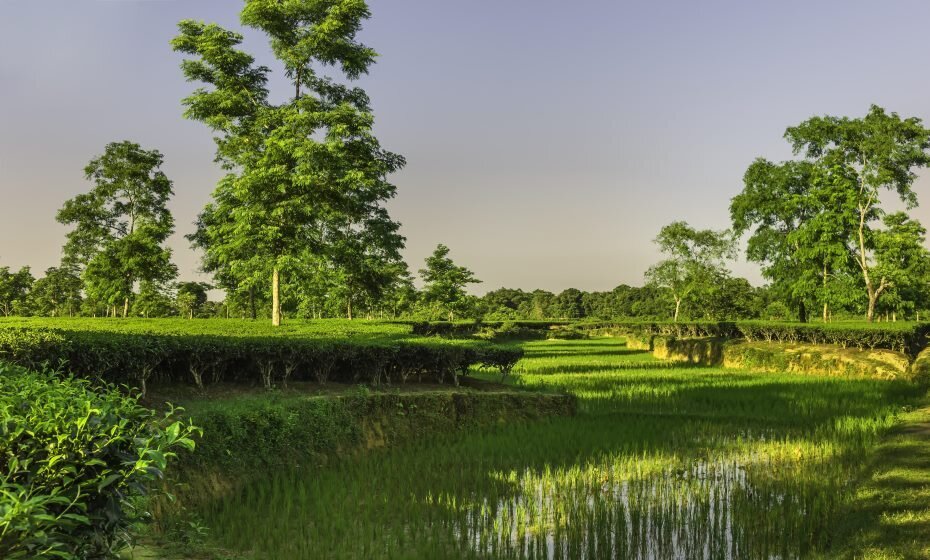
[0,326,522,394]
[734,322,930,356]
[579,321,739,339]
[409,320,568,338]
[578,321,930,357]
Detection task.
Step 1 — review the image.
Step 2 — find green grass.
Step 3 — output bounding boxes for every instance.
[182,337,927,559]
[817,406,930,559]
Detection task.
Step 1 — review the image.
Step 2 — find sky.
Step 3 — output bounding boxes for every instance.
[2,0,930,294]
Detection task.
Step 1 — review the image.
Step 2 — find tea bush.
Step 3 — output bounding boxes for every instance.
[578,320,930,356]
[0,363,199,559]
[0,324,523,394]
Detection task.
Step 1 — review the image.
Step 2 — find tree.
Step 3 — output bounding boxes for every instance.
[176,281,212,319]
[481,288,530,319]
[0,266,34,316]
[132,282,176,318]
[174,0,404,327]
[419,244,481,321]
[57,141,177,317]
[327,211,406,320]
[28,267,82,317]
[644,221,736,321]
[784,105,930,321]
[551,288,585,319]
[871,212,930,320]
[380,264,418,319]
[693,274,762,320]
[732,159,834,322]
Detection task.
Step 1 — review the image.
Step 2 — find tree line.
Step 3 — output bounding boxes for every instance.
[4,2,930,324]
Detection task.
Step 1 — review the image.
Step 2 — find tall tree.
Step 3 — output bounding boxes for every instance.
[551,288,585,319]
[327,209,406,320]
[0,266,34,316]
[176,281,212,319]
[871,212,930,320]
[784,105,930,321]
[419,244,481,321]
[730,159,841,322]
[133,281,176,318]
[57,141,177,317]
[644,221,736,321]
[174,0,404,326]
[28,267,82,317]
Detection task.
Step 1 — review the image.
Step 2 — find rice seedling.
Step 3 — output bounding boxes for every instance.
[194,337,924,559]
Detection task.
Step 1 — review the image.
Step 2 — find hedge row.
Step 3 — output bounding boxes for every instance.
[409,320,569,338]
[734,322,930,356]
[578,321,930,357]
[578,321,739,339]
[0,327,523,395]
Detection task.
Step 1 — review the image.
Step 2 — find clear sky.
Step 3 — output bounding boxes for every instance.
[1,0,929,294]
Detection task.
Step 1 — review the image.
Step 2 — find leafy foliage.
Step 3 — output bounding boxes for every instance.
[0,364,198,559]
[174,0,405,326]
[56,141,177,317]
[734,105,930,322]
[577,319,930,356]
[644,221,737,321]
[0,266,34,317]
[0,319,523,393]
[419,244,481,321]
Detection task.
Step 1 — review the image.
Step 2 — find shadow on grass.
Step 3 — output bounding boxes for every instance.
[819,406,930,559]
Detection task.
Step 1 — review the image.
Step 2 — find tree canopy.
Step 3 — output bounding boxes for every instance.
[419,244,481,321]
[733,105,930,322]
[174,0,405,326]
[644,221,737,321]
[56,141,177,317]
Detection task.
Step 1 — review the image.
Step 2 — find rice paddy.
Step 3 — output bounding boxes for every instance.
[195,337,926,559]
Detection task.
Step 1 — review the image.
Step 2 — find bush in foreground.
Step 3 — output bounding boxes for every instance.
[0,364,199,559]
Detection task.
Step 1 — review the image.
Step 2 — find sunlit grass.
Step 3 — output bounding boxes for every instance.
[194,337,926,559]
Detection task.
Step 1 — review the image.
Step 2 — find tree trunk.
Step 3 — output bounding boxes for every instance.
[866,293,877,323]
[248,287,256,320]
[123,297,128,318]
[347,298,353,321]
[798,301,808,323]
[673,297,681,322]
[272,268,281,327]
[822,262,829,323]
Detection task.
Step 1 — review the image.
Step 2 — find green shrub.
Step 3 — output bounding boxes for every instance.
[0,364,199,559]
[577,320,930,357]
[546,327,586,340]
[578,321,739,339]
[735,321,930,356]
[477,346,523,381]
[410,320,567,338]
[0,327,523,394]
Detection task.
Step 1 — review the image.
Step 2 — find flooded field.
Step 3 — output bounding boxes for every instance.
[198,338,921,559]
